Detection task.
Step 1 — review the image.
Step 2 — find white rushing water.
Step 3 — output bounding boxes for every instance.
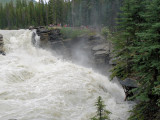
[0,30,133,120]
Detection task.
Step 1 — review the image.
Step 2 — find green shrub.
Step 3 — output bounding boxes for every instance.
[101,27,110,38]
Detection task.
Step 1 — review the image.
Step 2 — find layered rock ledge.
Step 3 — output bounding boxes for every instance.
[32,27,114,74]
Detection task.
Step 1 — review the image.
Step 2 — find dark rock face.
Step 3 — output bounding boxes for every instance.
[48,29,65,54]
[0,34,5,55]
[49,29,62,42]
[34,27,113,74]
[36,27,50,48]
[31,32,36,46]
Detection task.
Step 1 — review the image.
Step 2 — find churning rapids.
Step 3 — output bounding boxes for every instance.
[0,30,133,120]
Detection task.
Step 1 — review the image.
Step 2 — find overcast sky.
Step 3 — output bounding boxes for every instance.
[35,0,49,2]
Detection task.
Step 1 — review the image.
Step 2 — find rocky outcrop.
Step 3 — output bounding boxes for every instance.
[0,34,5,55]
[33,27,113,73]
[92,43,110,65]
[36,27,50,48]
[48,29,65,52]
[36,27,65,52]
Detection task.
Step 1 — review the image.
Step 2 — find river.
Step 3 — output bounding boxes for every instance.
[0,30,133,120]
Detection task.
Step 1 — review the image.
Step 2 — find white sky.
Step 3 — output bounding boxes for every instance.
[35,0,49,2]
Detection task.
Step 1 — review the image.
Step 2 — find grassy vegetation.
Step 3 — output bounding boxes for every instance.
[60,27,90,39]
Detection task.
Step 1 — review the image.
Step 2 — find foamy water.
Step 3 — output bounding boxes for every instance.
[0,30,133,120]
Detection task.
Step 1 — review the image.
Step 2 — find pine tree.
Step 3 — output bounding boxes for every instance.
[111,0,145,79]
[48,0,54,24]
[91,96,111,120]
[0,0,122,29]
[56,0,64,25]
[129,0,160,119]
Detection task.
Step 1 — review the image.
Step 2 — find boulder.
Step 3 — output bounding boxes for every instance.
[118,78,138,101]
[119,78,138,88]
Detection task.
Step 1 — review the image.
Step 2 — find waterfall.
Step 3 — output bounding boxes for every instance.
[0,30,133,120]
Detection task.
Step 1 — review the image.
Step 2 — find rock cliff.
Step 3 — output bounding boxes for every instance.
[33,27,114,74]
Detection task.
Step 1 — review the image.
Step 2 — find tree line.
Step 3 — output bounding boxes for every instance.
[111,0,160,119]
[0,0,122,29]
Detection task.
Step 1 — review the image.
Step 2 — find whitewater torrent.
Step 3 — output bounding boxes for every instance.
[0,30,133,120]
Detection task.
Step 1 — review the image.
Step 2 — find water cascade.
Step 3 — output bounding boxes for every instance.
[0,30,133,120]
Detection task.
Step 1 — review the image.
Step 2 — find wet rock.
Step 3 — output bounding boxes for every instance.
[119,78,138,88]
[48,29,65,52]
[36,32,49,48]
[94,51,109,64]
[89,35,101,41]
[92,43,110,65]
[118,78,138,101]
[49,29,62,42]
[88,35,105,46]
[31,32,36,46]
[29,26,34,30]
[0,34,3,39]
[94,51,107,56]
[0,40,3,45]
[37,28,49,35]
[109,58,117,65]
[0,34,5,55]
[92,44,109,51]
[0,51,5,55]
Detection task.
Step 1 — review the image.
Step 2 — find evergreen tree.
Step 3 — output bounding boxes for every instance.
[111,0,145,79]
[0,0,122,29]
[48,0,54,24]
[110,0,160,119]
[91,96,111,120]
[129,0,160,119]
[56,0,64,25]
